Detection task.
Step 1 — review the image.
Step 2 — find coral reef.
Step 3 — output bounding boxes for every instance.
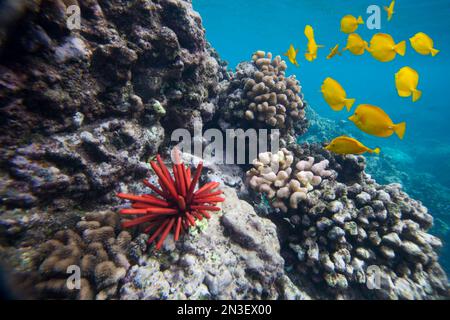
[117,153,224,250]
[218,51,308,137]
[248,144,449,299]
[120,186,310,300]
[0,0,221,211]
[32,211,138,300]
[247,148,335,212]
[0,0,448,301]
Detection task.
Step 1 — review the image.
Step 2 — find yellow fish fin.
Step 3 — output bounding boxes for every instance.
[394,41,406,56]
[357,16,364,24]
[295,60,300,67]
[430,48,440,57]
[369,147,381,155]
[283,51,289,57]
[393,122,406,140]
[305,53,314,61]
[397,89,411,97]
[344,98,356,112]
[412,89,422,102]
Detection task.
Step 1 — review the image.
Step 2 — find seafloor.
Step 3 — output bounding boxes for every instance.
[0,0,449,300]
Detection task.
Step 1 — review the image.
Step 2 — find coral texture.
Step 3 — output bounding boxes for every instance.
[32,211,137,300]
[117,153,224,250]
[120,187,310,300]
[218,51,307,136]
[248,144,449,299]
[0,0,220,211]
[247,148,335,212]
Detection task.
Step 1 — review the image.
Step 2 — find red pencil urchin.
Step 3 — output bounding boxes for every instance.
[117,153,224,250]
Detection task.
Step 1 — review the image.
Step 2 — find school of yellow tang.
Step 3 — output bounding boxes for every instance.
[281,1,440,156]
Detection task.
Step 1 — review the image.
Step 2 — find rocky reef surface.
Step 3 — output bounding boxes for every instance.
[120,186,309,300]
[0,0,448,300]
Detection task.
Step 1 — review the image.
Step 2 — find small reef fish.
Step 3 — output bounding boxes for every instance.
[327,44,341,59]
[340,15,364,34]
[348,104,406,140]
[410,32,440,57]
[321,77,355,112]
[369,33,406,62]
[284,44,300,67]
[395,66,422,102]
[325,136,380,155]
[343,33,369,55]
[304,25,324,61]
[384,1,395,21]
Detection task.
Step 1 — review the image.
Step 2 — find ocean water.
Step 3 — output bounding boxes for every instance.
[193,0,450,274]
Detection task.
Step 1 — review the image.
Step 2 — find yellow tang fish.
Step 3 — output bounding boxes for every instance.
[348,104,406,140]
[384,1,395,22]
[410,32,440,57]
[284,44,300,67]
[327,44,341,59]
[340,15,364,34]
[369,33,406,62]
[395,66,422,102]
[304,25,324,62]
[321,77,355,112]
[343,33,369,55]
[325,136,380,155]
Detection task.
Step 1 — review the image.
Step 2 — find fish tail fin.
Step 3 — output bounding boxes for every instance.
[357,16,364,24]
[295,48,299,54]
[344,98,356,112]
[295,61,300,67]
[383,6,389,12]
[364,42,371,52]
[394,122,406,140]
[394,41,406,56]
[430,48,440,57]
[371,147,381,155]
[412,89,422,102]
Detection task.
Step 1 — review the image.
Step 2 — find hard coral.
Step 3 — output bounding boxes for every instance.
[117,153,224,250]
[33,211,133,300]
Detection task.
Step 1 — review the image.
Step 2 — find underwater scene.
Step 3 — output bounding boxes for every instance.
[0,0,449,302]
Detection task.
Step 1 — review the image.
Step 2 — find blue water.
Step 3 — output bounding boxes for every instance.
[194,0,450,274]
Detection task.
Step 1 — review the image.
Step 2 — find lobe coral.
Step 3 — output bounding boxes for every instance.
[117,152,224,250]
